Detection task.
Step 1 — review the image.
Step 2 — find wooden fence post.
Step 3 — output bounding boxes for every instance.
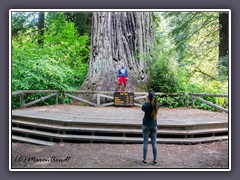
[97,93,100,106]
[55,93,58,104]
[19,93,24,109]
[191,95,195,108]
[184,92,188,107]
[62,92,65,104]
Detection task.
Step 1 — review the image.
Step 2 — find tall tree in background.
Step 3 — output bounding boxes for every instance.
[219,12,229,77]
[12,12,38,42]
[163,12,220,82]
[38,12,45,46]
[64,12,92,36]
[80,12,156,92]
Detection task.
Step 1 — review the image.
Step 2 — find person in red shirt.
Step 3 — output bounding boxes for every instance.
[117,63,128,92]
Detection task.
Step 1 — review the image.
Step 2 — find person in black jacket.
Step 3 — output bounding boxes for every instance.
[141,91,160,165]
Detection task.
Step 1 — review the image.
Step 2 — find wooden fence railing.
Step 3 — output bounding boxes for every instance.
[12,90,59,108]
[188,93,228,113]
[12,90,228,113]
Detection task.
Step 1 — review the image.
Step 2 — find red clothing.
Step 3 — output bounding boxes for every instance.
[118,76,127,85]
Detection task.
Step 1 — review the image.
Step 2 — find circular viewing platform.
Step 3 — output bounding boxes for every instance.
[12,105,228,146]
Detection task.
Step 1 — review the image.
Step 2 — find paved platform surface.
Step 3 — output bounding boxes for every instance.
[12,105,228,126]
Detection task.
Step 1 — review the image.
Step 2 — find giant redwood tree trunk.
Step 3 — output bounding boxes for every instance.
[80,12,156,92]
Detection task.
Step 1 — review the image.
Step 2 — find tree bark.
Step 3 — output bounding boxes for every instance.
[80,12,156,93]
[38,12,44,46]
[219,12,229,76]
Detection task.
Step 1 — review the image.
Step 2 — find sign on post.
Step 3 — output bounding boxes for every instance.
[114,92,134,107]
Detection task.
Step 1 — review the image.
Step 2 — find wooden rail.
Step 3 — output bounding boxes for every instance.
[24,93,58,108]
[191,96,228,113]
[64,93,97,107]
[12,90,228,112]
[188,93,228,98]
[97,94,114,106]
[190,93,228,113]
[12,90,59,108]
[64,90,114,94]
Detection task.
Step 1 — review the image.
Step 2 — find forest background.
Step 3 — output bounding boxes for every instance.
[11,11,229,110]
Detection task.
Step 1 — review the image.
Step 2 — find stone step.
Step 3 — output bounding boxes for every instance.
[12,119,228,136]
[12,135,55,146]
[12,127,228,145]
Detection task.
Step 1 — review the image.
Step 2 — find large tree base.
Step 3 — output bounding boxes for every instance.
[79,12,155,95]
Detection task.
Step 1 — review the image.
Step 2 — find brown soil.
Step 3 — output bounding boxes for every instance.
[11,141,229,169]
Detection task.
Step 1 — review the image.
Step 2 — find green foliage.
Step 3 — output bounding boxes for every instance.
[44,12,90,85]
[64,12,92,36]
[12,11,229,112]
[12,12,90,108]
[150,56,182,93]
[186,80,228,110]
[12,58,77,91]
[150,12,228,111]
[165,12,220,84]
[150,17,182,93]
[156,95,185,108]
[12,12,38,39]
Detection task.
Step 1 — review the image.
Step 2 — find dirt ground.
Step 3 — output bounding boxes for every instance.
[11,140,229,169]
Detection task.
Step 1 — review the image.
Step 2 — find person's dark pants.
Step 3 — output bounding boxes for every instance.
[142,125,158,161]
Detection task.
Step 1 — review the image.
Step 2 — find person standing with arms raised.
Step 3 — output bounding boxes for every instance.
[141,91,161,165]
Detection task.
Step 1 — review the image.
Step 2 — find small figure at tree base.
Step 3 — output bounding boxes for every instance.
[117,63,128,92]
